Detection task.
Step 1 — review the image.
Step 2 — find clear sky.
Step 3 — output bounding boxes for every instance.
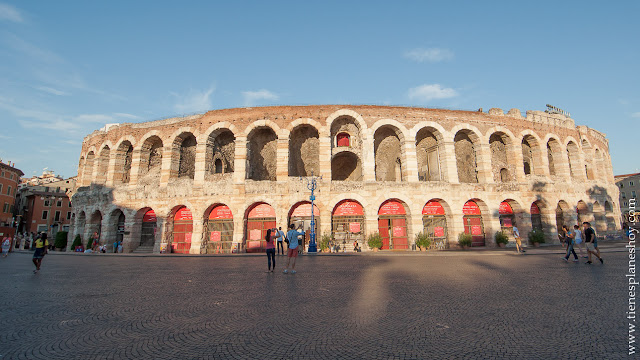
[0,1,638,178]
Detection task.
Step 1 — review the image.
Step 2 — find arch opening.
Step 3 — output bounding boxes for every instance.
[463,200,485,246]
[331,200,365,249]
[416,128,441,181]
[205,204,234,254]
[454,131,478,183]
[377,199,409,250]
[247,128,277,181]
[289,125,319,177]
[206,130,235,177]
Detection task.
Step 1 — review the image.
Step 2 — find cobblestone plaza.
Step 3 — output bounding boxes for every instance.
[0,249,628,359]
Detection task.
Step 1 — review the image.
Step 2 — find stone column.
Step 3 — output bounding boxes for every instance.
[511,143,526,182]
[129,149,142,186]
[122,215,136,253]
[159,146,173,186]
[403,140,419,182]
[441,141,459,183]
[189,216,205,254]
[155,211,169,253]
[362,132,376,182]
[476,143,494,184]
[318,136,332,180]
[409,211,423,249]
[105,155,117,187]
[276,138,289,182]
[233,137,248,183]
[193,142,207,186]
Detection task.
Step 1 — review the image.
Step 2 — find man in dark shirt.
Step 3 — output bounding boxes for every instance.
[582,222,603,264]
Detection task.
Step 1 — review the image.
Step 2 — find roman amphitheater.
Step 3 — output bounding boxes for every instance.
[69,105,621,253]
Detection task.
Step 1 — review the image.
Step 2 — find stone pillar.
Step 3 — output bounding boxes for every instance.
[403,140,419,182]
[476,143,494,184]
[511,143,526,182]
[105,155,117,187]
[129,149,142,186]
[232,215,245,252]
[159,146,173,186]
[487,206,501,248]
[233,137,248,183]
[364,211,378,251]
[276,138,289,182]
[534,144,549,177]
[155,211,169,253]
[124,214,138,253]
[189,216,205,254]
[574,150,588,182]
[318,136,332,180]
[409,211,423,249]
[193,142,207,186]
[362,132,376,182]
[441,141,459,183]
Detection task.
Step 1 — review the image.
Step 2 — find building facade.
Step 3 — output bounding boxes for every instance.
[69,105,621,253]
[16,176,76,236]
[615,172,640,227]
[0,161,23,238]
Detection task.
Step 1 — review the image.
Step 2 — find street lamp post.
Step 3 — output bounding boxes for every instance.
[300,172,322,253]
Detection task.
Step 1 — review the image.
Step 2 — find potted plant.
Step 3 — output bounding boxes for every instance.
[528,229,545,247]
[71,234,83,252]
[319,234,331,252]
[54,231,68,251]
[367,232,383,252]
[495,231,509,248]
[458,233,472,249]
[414,232,431,251]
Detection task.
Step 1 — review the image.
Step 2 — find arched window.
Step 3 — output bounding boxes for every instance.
[214,159,223,174]
[336,132,350,147]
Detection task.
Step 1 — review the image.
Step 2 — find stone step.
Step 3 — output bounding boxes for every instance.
[133,246,154,253]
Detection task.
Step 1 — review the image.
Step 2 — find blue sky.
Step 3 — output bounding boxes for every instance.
[0,1,638,178]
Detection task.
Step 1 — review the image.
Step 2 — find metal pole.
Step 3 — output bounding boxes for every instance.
[301,173,321,253]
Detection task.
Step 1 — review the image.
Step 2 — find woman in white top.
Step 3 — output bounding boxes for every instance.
[573,224,586,258]
[2,236,10,257]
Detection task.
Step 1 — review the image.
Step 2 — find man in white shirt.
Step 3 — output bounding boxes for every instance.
[276,227,285,255]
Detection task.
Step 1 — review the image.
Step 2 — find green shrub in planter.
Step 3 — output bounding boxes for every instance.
[414,232,431,250]
[367,232,383,250]
[54,231,68,249]
[458,233,472,248]
[71,235,82,249]
[528,229,546,244]
[494,231,509,245]
[319,234,331,252]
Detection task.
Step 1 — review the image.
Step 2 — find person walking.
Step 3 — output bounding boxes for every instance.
[513,225,525,254]
[265,228,277,272]
[2,236,10,257]
[563,225,578,262]
[283,224,303,274]
[32,233,48,274]
[117,240,123,253]
[573,224,586,258]
[276,226,285,255]
[583,222,603,264]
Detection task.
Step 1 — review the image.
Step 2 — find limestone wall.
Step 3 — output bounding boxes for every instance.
[70,105,621,253]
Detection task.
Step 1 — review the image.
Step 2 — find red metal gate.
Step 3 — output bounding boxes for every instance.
[245,203,276,253]
[172,207,193,253]
[378,199,408,250]
[206,204,234,254]
[463,200,485,246]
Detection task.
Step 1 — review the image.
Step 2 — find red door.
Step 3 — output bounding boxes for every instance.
[378,219,390,249]
[392,218,408,250]
[172,207,193,253]
[464,216,485,247]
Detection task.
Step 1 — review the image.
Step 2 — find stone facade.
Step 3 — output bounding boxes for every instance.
[69,105,621,253]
